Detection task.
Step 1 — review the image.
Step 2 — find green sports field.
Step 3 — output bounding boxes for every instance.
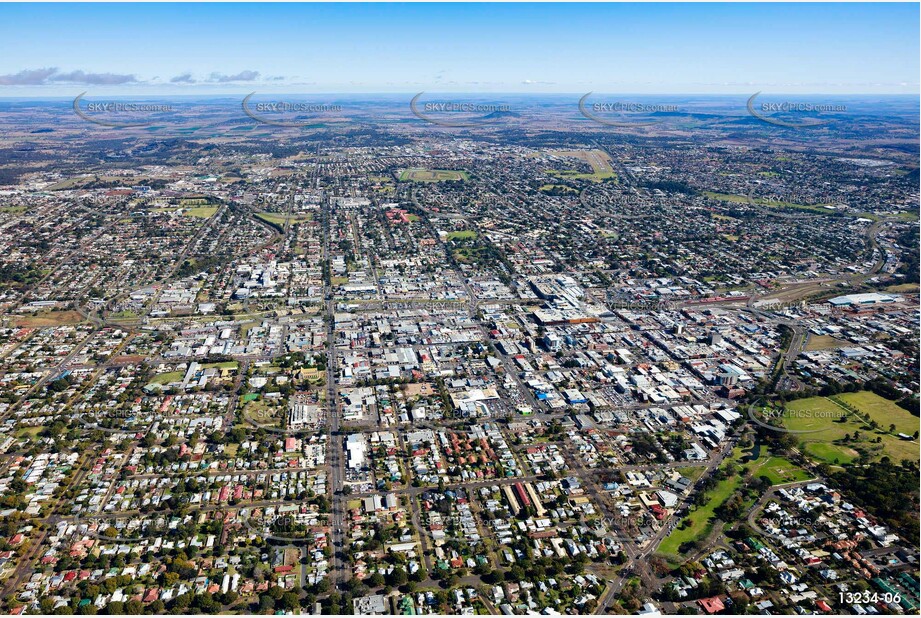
[182,206,219,218]
[836,391,920,436]
[446,230,477,240]
[149,371,183,385]
[779,393,919,465]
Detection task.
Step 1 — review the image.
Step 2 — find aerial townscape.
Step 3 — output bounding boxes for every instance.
[0,2,918,617]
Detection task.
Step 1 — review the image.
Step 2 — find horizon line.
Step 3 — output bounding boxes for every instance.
[1,92,919,99]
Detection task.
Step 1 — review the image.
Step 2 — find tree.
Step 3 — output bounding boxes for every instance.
[258,595,275,612]
[386,567,408,587]
[280,592,300,611]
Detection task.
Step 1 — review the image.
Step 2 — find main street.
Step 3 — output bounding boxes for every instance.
[321,190,348,591]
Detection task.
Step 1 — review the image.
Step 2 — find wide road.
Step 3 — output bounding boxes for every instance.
[321,192,348,591]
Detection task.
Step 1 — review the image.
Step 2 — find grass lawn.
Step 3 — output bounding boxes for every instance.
[703,191,748,204]
[804,441,859,465]
[858,210,917,222]
[204,361,239,370]
[679,466,707,481]
[780,397,857,464]
[47,176,89,190]
[658,445,810,560]
[446,230,477,240]
[658,472,743,558]
[779,394,919,465]
[539,183,580,194]
[781,397,849,432]
[750,198,836,214]
[752,456,812,485]
[836,391,920,436]
[805,334,846,351]
[182,206,219,218]
[243,399,282,429]
[255,212,287,225]
[548,169,616,182]
[398,169,469,182]
[885,283,919,293]
[703,191,836,214]
[452,247,482,263]
[149,371,183,385]
[13,310,84,328]
[255,212,313,226]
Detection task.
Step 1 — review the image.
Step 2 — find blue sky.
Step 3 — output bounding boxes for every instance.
[0,3,918,95]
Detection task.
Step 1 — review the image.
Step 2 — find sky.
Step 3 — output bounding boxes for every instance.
[0,3,918,96]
